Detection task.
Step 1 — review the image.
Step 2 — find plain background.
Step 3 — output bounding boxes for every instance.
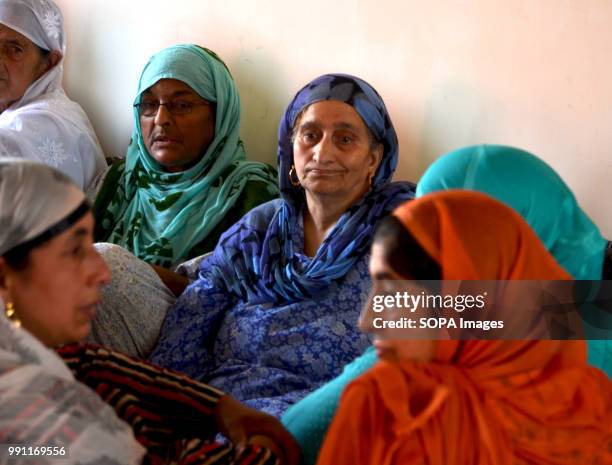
[55,0,612,236]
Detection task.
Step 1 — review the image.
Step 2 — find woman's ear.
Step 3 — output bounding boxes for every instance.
[46,51,62,71]
[369,142,383,176]
[34,51,62,82]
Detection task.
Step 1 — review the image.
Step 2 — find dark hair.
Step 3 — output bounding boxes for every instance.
[373,215,441,280]
[36,45,51,57]
[3,243,31,271]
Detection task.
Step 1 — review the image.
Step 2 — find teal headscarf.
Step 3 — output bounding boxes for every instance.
[417,144,610,377]
[417,145,606,279]
[96,45,278,266]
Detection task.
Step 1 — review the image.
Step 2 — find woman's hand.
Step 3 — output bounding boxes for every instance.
[215,395,301,465]
[151,264,190,296]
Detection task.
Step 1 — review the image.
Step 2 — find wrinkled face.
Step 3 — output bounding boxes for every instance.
[292,100,382,205]
[139,78,215,172]
[0,24,50,112]
[0,213,111,347]
[359,241,437,362]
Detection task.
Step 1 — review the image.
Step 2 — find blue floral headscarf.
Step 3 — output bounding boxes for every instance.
[278,74,400,204]
[211,74,415,303]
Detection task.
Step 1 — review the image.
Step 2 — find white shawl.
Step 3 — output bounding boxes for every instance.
[0,0,106,191]
[0,313,146,465]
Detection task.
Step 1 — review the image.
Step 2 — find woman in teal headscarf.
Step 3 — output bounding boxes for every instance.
[93,45,278,267]
[416,144,611,377]
[282,144,610,465]
[416,145,606,280]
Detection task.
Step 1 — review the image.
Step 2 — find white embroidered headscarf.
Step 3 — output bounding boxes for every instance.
[0,0,107,192]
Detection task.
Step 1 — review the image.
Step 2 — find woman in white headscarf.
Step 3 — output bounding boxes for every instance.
[0,159,300,465]
[0,0,106,192]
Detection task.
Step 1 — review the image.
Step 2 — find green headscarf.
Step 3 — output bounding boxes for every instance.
[96,45,278,266]
[417,144,610,377]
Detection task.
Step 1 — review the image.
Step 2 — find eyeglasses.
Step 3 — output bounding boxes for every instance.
[134,99,211,117]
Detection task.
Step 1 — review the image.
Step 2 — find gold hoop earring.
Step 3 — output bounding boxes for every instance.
[289,165,301,187]
[5,302,21,328]
[368,172,375,188]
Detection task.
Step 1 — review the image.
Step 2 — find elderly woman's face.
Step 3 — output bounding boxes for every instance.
[139,78,215,172]
[0,212,110,347]
[292,100,382,205]
[0,24,50,112]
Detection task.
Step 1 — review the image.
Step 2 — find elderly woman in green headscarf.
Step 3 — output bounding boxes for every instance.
[93,44,278,267]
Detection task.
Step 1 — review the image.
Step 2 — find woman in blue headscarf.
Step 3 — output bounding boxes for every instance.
[93,45,278,267]
[148,74,416,418]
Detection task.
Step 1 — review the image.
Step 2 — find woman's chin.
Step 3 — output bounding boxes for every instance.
[63,323,92,346]
[151,153,200,173]
[374,343,399,362]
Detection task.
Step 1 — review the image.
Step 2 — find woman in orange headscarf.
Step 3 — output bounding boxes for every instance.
[316,190,611,465]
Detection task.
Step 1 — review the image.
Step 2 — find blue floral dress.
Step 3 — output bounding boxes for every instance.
[149,200,374,417]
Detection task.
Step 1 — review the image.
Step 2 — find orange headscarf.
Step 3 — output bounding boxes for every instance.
[317,191,611,465]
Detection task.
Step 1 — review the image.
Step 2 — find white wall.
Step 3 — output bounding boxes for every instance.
[56,0,612,236]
